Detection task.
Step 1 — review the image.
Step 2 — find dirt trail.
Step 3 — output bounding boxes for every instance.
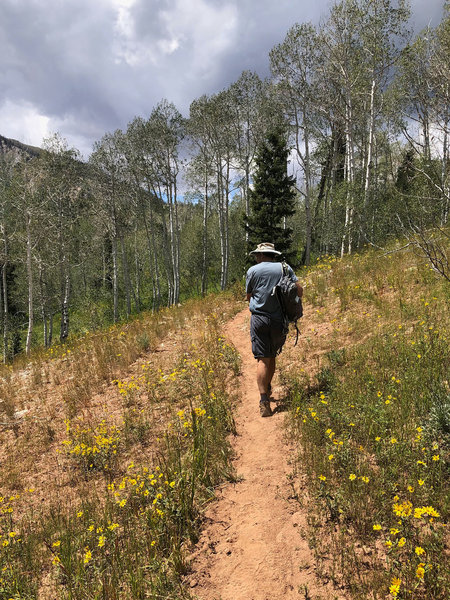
[187,308,346,600]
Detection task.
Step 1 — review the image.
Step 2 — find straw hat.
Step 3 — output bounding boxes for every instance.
[249,242,281,256]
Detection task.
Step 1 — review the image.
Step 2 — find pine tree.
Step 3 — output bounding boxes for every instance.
[245,129,296,262]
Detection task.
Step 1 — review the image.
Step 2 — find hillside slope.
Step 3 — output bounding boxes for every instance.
[0,241,448,600]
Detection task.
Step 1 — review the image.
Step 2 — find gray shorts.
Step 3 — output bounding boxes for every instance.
[250,314,287,359]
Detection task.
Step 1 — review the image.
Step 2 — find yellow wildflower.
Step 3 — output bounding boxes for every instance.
[398,537,406,547]
[389,577,401,597]
[393,501,412,518]
[414,506,440,519]
[416,563,425,579]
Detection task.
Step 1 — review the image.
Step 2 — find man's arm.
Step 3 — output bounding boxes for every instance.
[245,269,253,303]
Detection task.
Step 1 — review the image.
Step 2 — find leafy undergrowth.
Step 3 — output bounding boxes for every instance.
[0,293,241,599]
[280,243,449,600]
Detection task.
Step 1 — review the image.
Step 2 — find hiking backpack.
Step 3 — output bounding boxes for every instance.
[273,262,303,345]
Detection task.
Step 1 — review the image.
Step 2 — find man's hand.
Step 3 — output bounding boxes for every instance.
[296,282,303,298]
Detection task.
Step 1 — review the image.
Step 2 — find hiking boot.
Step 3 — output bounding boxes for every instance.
[259,400,272,417]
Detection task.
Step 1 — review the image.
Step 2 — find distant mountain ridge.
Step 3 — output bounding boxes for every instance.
[0,134,42,158]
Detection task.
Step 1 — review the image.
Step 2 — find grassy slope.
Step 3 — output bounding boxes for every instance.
[0,293,241,599]
[279,243,449,600]
[0,241,448,600]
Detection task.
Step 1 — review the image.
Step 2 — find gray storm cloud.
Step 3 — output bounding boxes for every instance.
[0,0,445,157]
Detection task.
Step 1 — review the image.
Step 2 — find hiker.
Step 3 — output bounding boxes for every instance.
[246,242,303,417]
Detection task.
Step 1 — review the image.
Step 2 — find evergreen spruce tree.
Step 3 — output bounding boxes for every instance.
[245,128,296,263]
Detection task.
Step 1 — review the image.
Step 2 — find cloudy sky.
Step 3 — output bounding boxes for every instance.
[0,0,445,159]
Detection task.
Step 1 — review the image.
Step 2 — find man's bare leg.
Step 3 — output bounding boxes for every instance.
[257,357,275,417]
[257,357,276,395]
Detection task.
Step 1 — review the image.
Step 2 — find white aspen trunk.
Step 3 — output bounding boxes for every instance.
[102,241,107,288]
[143,185,161,307]
[201,169,209,296]
[25,211,33,356]
[422,112,431,162]
[149,203,161,307]
[134,225,141,312]
[112,235,119,323]
[2,235,8,363]
[173,176,181,304]
[60,265,70,343]
[42,306,48,348]
[245,162,250,243]
[363,79,376,212]
[341,99,355,256]
[217,163,226,290]
[223,159,230,290]
[348,206,354,254]
[120,235,132,318]
[303,113,312,266]
[38,261,48,348]
[166,181,176,306]
[341,125,350,258]
[341,202,350,257]
[442,101,449,224]
[347,100,355,255]
[161,214,173,308]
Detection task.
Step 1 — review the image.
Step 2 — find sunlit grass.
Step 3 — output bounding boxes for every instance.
[281,241,449,599]
[0,293,241,599]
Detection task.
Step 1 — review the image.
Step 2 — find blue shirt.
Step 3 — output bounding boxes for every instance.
[246,261,297,321]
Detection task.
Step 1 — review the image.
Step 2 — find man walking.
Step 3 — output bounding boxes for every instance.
[246,242,303,417]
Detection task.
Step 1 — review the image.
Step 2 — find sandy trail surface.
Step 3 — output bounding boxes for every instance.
[186,308,347,600]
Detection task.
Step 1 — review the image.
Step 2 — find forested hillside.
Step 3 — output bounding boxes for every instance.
[0,0,449,360]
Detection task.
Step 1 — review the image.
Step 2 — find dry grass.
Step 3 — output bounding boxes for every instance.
[0,293,242,599]
[279,242,449,600]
